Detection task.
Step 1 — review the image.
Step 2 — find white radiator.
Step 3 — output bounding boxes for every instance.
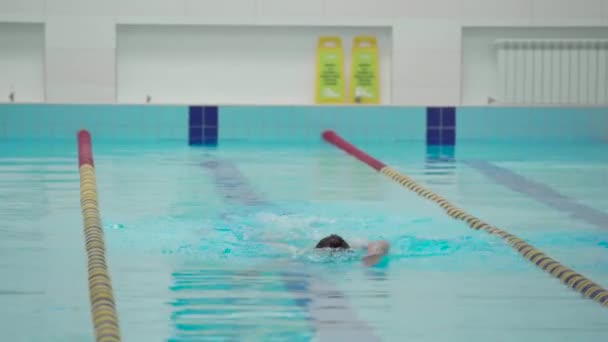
[495,39,608,105]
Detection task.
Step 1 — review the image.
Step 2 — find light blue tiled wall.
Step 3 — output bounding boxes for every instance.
[458,107,608,142]
[0,104,187,141]
[1,104,607,143]
[219,106,426,142]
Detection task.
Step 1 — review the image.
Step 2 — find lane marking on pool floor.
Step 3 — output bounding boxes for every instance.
[201,157,381,341]
[465,160,608,230]
[322,130,608,307]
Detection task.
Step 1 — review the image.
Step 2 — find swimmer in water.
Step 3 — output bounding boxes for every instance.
[315,234,390,267]
[263,232,389,267]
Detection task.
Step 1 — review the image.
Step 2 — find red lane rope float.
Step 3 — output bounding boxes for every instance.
[78,130,95,167]
[321,130,386,171]
[322,129,608,307]
[78,130,122,341]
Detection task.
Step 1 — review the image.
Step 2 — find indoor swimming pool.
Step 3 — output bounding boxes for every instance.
[3,2,608,340]
[1,136,607,341]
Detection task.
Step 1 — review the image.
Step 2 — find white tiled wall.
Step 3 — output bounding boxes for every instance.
[0,0,607,105]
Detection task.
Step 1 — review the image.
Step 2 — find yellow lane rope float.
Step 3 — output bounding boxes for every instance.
[78,130,122,341]
[322,130,608,307]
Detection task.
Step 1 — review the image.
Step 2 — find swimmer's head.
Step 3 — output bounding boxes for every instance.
[315,234,350,250]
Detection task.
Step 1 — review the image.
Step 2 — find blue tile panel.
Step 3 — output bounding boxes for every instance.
[426,107,456,146]
[189,106,218,145]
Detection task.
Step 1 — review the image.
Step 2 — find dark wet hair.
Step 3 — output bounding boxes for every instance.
[315,234,350,249]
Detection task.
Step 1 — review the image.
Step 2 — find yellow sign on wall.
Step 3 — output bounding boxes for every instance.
[315,36,346,104]
[350,36,380,104]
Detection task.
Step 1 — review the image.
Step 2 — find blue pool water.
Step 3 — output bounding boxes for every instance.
[1,139,607,341]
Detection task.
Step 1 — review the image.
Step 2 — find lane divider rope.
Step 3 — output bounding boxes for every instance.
[322,130,608,307]
[78,130,122,341]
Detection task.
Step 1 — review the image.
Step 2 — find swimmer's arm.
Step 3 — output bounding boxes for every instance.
[362,240,390,267]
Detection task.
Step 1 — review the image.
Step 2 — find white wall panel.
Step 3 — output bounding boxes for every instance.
[184,0,255,22]
[46,0,115,16]
[392,21,461,105]
[256,0,323,18]
[45,17,115,49]
[394,86,458,105]
[397,49,460,88]
[461,0,532,25]
[532,0,603,25]
[394,20,461,50]
[3,0,608,105]
[45,19,116,103]
[0,0,44,17]
[0,23,45,103]
[117,25,392,105]
[45,48,116,103]
[323,0,394,18]
[393,0,461,19]
[117,0,185,18]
